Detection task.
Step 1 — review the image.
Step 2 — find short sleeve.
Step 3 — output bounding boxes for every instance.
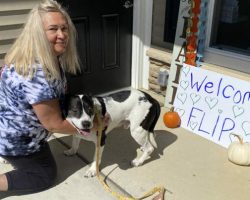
[22,68,59,105]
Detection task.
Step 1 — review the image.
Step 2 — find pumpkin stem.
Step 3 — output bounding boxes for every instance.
[231,133,243,144]
[170,107,175,112]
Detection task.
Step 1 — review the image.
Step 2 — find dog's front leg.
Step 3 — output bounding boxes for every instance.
[64,135,81,156]
[84,145,104,178]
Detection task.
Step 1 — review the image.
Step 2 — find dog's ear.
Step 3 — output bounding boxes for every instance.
[63,94,79,118]
[62,93,71,118]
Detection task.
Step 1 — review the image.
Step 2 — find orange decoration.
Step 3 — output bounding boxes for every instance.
[185,0,201,67]
[163,107,181,128]
[185,52,196,66]
[192,0,201,14]
[187,35,197,51]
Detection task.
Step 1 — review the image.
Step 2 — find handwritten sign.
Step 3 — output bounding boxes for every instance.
[174,64,250,148]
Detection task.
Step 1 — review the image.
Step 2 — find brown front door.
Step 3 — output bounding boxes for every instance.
[58,0,133,95]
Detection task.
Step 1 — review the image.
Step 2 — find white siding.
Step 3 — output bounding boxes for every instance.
[0,0,40,66]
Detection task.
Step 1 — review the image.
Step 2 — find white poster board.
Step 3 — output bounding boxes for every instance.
[174,64,250,148]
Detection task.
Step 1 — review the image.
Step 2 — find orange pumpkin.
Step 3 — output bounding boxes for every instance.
[163,107,181,128]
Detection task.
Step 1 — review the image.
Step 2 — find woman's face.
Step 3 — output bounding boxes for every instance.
[42,12,69,56]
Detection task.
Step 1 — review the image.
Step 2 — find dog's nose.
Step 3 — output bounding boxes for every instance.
[81,121,91,129]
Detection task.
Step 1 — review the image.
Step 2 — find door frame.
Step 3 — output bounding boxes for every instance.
[131,0,153,90]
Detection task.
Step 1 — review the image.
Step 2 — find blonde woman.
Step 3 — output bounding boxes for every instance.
[0,0,90,192]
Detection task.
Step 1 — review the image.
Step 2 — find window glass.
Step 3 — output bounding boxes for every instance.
[210,0,250,56]
[151,0,180,50]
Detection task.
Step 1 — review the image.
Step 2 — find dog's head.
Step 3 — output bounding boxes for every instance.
[66,94,97,135]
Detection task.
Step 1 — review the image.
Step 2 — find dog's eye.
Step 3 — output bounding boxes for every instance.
[71,107,78,112]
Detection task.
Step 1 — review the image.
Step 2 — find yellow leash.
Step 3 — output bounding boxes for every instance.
[94,108,166,200]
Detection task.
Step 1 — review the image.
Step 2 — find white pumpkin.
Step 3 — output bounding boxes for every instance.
[228,134,250,166]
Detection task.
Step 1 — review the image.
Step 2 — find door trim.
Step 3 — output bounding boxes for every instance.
[131,0,153,89]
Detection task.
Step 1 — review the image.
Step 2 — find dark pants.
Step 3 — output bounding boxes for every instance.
[2,142,57,192]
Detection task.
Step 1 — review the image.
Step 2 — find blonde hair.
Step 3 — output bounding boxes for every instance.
[4,0,80,80]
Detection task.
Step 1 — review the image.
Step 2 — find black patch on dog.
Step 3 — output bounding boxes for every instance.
[100,127,107,146]
[139,96,147,102]
[96,97,107,116]
[67,96,83,118]
[107,90,131,102]
[139,91,161,132]
[81,95,94,117]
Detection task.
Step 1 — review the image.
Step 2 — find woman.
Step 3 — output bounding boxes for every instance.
[0,0,86,192]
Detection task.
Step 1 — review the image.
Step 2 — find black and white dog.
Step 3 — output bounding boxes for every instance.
[64,89,160,177]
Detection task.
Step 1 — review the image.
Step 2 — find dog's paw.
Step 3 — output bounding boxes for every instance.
[64,148,77,156]
[84,168,97,178]
[0,157,9,164]
[131,158,143,167]
[140,146,146,152]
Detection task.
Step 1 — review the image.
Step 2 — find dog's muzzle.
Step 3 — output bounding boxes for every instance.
[69,120,91,136]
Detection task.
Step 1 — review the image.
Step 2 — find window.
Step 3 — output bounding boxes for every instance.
[205,0,250,73]
[211,0,250,56]
[151,0,180,50]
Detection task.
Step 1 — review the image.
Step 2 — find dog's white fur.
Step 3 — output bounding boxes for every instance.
[64,89,160,177]
[0,157,8,164]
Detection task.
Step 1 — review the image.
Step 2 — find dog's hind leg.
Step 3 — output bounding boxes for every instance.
[130,127,154,167]
[130,94,160,167]
[64,136,81,156]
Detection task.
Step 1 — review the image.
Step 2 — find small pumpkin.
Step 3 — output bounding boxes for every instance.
[163,107,181,128]
[228,134,250,166]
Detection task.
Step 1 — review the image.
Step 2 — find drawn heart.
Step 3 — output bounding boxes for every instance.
[182,66,190,77]
[229,133,240,143]
[242,121,250,136]
[177,93,187,104]
[189,121,198,130]
[180,80,189,90]
[205,97,218,110]
[190,93,201,105]
[229,132,250,143]
[175,108,185,117]
[233,105,244,118]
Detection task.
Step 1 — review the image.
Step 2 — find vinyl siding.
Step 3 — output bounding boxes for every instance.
[0,0,40,66]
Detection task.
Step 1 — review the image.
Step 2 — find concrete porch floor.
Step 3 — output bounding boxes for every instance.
[0,90,249,200]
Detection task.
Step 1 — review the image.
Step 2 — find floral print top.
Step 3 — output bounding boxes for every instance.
[0,64,66,156]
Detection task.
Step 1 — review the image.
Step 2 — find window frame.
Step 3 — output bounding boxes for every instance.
[204,0,250,73]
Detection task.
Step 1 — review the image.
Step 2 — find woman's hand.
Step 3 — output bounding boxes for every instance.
[32,99,77,134]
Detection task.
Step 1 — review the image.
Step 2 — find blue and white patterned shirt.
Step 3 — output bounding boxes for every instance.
[0,64,67,156]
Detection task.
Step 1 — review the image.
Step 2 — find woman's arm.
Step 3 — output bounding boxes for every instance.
[32,99,76,134]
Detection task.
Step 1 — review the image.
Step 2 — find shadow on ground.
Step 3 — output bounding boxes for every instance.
[0,128,177,199]
[100,128,177,170]
[59,128,178,171]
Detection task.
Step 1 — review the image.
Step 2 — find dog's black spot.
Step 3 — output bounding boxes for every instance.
[81,95,94,116]
[139,92,161,132]
[96,127,107,146]
[138,96,147,102]
[67,96,83,118]
[96,97,107,116]
[107,90,131,102]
